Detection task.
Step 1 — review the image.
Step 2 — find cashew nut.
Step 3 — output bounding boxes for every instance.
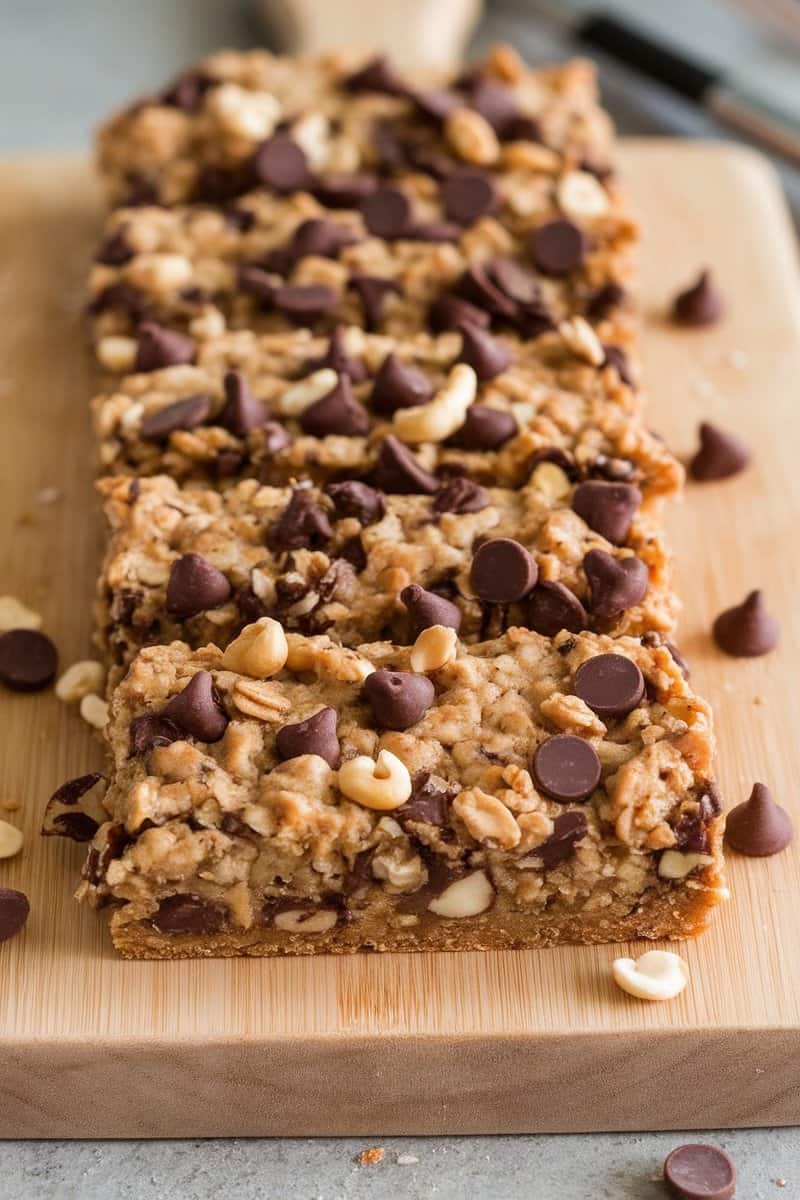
[96,335,137,373]
[612,950,689,1001]
[0,595,42,632]
[444,108,501,165]
[393,363,477,444]
[56,660,106,704]
[337,749,412,811]
[557,170,609,220]
[410,625,458,673]
[273,907,338,934]
[0,819,23,859]
[223,617,288,679]
[80,693,110,730]
[558,316,605,366]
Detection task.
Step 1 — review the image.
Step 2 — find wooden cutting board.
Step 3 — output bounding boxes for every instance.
[1,141,799,1138]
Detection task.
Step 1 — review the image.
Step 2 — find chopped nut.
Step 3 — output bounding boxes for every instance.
[559,316,605,366]
[393,363,477,444]
[410,624,458,673]
[223,617,288,678]
[502,141,560,172]
[356,1147,385,1167]
[337,749,412,811]
[0,595,42,632]
[126,253,193,295]
[291,111,330,170]
[557,170,609,219]
[0,819,23,859]
[612,950,689,1001]
[232,678,292,722]
[273,907,338,934]
[97,335,136,373]
[428,869,494,918]
[529,460,571,502]
[285,634,374,682]
[658,850,714,880]
[278,368,338,417]
[539,692,605,736]
[188,307,226,340]
[444,107,500,165]
[80,693,110,730]
[453,787,521,848]
[206,82,280,141]
[55,660,105,704]
[486,43,524,82]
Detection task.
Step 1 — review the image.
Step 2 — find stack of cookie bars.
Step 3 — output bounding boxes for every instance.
[55,46,728,957]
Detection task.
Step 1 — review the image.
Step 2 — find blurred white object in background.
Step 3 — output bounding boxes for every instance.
[256,0,483,68]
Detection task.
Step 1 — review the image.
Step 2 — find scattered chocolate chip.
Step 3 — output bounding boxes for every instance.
[530,219,587,276]
[712,590,778,657]
[371,436,440,494]
[442,168,499,225]
[218,370,268,436]
[725,782,792,857]
[572,480,642,545]
[663,1143,735,1200]
[253,133,312,192]
[533,734,601,803]
[346,54,406,95]
[433,476,488,514]
[165,553,232,619]
[268,489,333,551]
[361,187,413,239]
[363,669,435,730]
[276,706,341,769]
[534,811,588,867]
[671,270,724,327]
[130,713,183,756]
[288,217,360,261]
[215,450,247,479]
[470,538,538,603]
[0,629,58,692]
[0,888,29,944]
[304,325,368,382]
[325,480,385,525]
[408,220,462,243]
[602,344,633,386]
[457,264,518,322]
[467,79,518,134]
[401,583,462,636]
[429,293,490,333]
[162,70,212,112]
[349,274,401,330]
[396,771,453,827]
[586,281,625,320]
[299,374,370,437]
[95,227,134,266]
[140,393,211,440]
[163,671,228,742]
[272,283,338,323]
[313,173,378,208]
[457,323,511,381]
[573,653,645,718]
[193,164,249,204]
[524,581,588,637]
[151,893,228,935]
[237,263,275,304]
[583,549,649,618]
[689,422,751,481]
[413,89,460,122]
[451,403,517,450]
[134,322,196,372]
[371,353,433,414]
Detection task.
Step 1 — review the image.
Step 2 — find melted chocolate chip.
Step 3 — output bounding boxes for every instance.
[151,893,228,935]
[534,811,588,868]
[432,476,488,514]
[396,772,452,827]
[130,713,183,756]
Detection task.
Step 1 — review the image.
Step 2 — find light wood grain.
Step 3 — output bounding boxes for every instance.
[1,142,799,1136]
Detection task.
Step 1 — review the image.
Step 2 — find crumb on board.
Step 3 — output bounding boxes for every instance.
[356,1147,385,1166]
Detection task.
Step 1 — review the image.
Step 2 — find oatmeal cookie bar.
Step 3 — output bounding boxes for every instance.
[96,46,616,209]
[92,326,677,494]
[45,628,725,957]
[96,471,677,677]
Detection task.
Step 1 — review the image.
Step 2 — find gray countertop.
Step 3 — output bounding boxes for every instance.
[1,1,798,1194]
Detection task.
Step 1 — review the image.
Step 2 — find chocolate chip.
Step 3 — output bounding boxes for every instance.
[534,811,588,867]
[663,1143,736,1200]
[130,713,183,756]
[134,322,196,372]
[413,89,461,122]
[689,422,751,482]
[253,133,312,192]
[429,293,490,333]
[530,219,587,276]
[371,353,433,414]
[371,436,440,494]
[288,217,360,261]
[346,54,406,95]
[470,538,538,604]
[572,480,642,545]
[165,553,232,619]
[88,280,147,320]
[268,489,333,551]
[602,344,633,386]
[396,772,452,827]
[95,228,134,266]
[409,221,462,243]
[217,370,267,436]
[712,590,778,657]
[671,270,724,327]
[586,282,625,320]
[583,549,649,619]
[163,671,228,742]
[401,583,462,636]
[490,257,541,306]
[371,120,408,173]
[573,653,645,718]
[272,283,338,323]
[467,79,518,134]
[442,168,499,225]
[725,782,792,857]
[349,274,401,330]
[503,114,543,142]
[457,323,512,381]
[193,165,248,205]
[0,888,29,944]
[0,629,58,692]
[586,454,635,483]
[162,70,212,112]
[151,893,228,935]
[303,325,368,383]
[450,404,517,450]
[299,374,370,437]
[313,174,378,208]
[276,706,341,769]
[433,476,488,514]
[533,734,601,803]
[325,480,385,525]
[362,669,435,730]
[457,264,518,322]
[361,187,413,239]
[524,581,588,637]
[140,393,211,439]
[237,263,275,304]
